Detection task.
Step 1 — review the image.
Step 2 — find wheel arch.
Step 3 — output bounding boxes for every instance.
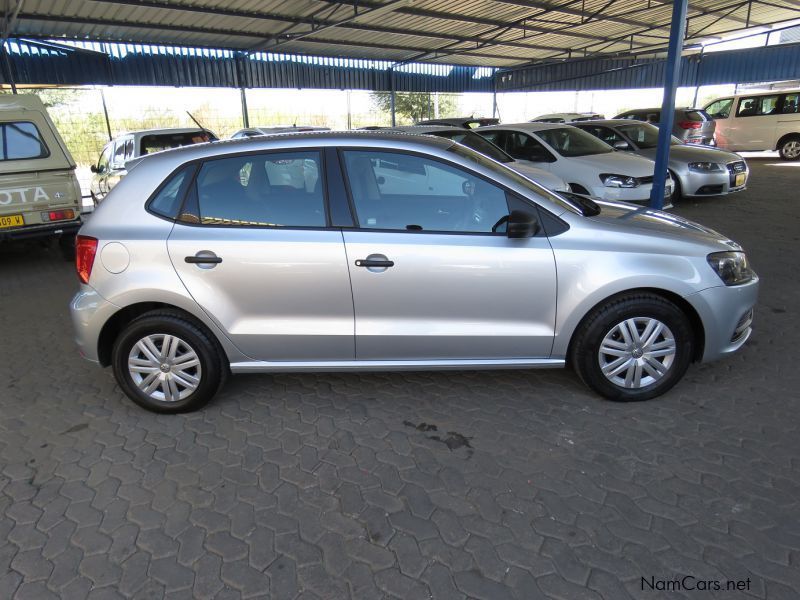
[564,287,705,364]
[775,132,800,151]
[97,301,234,367]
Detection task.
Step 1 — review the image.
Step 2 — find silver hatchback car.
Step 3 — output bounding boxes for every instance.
[70,132,759,413]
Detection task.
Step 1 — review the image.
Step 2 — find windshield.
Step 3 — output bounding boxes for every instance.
[616,122,682,149]
[447,143,583,215]
[430,130,513,163]
[535,127,613,157]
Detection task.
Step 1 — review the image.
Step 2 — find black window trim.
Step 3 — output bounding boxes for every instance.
[336,145,564,238]
[0,120,51,162]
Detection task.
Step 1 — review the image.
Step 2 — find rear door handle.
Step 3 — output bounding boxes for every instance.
[355,258,394,268]
[185,252,222,267]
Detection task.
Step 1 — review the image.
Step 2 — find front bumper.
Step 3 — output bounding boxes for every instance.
[589,180,673,203]
[0,218,81,242]
[684,276,759,363]
[681,163,749,197]
[70,286,120,364]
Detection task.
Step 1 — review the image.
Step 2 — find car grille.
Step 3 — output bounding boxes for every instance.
[638,175,654,184]
[731,308,754,344]
[727,161,746,174]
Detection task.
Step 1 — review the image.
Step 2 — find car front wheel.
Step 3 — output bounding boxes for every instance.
[570,293,693,401]
[111,311,227,413]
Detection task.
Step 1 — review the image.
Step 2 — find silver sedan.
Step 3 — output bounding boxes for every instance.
[574,120,749,200]
[70,131,758,412]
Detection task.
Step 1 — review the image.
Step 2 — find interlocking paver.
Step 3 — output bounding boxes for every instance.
[0,160,798,598]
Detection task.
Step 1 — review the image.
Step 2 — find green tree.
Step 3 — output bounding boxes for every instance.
[370,91,458,124]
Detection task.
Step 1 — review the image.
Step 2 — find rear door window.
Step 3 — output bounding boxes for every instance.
[141,131,214,155]
[505,132,555,162]
[193,151,326,227]
[0,121,49,161]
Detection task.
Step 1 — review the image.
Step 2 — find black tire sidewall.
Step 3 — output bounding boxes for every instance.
[111,315,222,413]
[572,296,693,402]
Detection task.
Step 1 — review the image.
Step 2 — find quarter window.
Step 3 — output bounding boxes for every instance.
[149,165,195,220]
[736,95,779,117]
[342,150,509,233]
[0,121,49,160]
[194,151,325,227]
[97,144,113,172]
[782,94,799,114]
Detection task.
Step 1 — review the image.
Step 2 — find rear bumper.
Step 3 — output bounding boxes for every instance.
[684,276,759,363]
[0,218,81,242]
[70,285,119,364]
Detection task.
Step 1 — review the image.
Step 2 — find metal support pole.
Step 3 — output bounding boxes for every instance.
[692,47,704,108]
[389,67,396,127]
[492,76,498,119]
[100,89,113,141]
[240,87,249,128]
[649,0,688,210]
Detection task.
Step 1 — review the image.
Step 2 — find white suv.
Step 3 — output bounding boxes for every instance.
[704,89,800,159]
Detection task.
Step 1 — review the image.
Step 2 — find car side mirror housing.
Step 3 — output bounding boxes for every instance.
[613,140,630,150]
[507,210,539,238]
[90,164,99,173]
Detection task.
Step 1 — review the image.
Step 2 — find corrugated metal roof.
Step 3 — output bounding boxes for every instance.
[497,42,800,92]
[6,0,800,68]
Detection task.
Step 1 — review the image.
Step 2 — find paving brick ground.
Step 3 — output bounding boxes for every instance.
[1,157,798,599]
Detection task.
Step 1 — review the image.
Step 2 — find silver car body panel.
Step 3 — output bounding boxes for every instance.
[575,120,749,198]
[73,131,757,377]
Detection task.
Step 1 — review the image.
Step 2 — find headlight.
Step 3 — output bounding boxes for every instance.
[600,173,639,188]
[707,251,754,286]
[688,161,723,172]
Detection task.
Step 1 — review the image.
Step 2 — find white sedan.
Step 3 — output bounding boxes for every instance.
[382,125,570,193]
[478,122,673,204]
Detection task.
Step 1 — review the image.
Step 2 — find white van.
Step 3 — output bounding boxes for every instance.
[704,89,800,159]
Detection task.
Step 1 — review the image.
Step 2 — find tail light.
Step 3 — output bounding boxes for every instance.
[76,236,98,284]
[42,209,75,222]
[678,121,702,130]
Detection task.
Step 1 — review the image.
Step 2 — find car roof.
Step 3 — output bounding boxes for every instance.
[479,122,575,132]
[382,125,464,134]
[572,119,647,127]
[115,127,212,139]
[731,88,800,97]
[534,112,600,118]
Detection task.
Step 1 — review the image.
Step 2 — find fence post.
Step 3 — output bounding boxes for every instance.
[240,87,250,128]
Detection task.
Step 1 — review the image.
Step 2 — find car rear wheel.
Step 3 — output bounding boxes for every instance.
[111,311,227,413]
[778,136,800,161]
[570,293,693,401]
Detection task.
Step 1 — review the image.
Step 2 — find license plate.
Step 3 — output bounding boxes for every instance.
[0,214,24,229]
[735,173,745,187]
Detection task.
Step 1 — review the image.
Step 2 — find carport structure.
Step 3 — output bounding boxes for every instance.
[7,0,800,66]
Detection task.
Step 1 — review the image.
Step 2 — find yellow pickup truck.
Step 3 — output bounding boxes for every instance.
[0,94,82,259]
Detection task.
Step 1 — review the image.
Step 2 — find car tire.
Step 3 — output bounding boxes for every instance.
[669,172,682,203]
[570,293,693,402]
[111,310,228,413]
[778,136,800,161]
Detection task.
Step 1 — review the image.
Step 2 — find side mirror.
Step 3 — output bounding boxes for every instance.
[90,164,99,173]
[613,140,631,150]
[507,210,539,238]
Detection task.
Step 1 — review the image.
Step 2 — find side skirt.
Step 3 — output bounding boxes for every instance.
[229,358,565,374]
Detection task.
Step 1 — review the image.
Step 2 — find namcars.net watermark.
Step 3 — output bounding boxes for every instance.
[642,575,752,593]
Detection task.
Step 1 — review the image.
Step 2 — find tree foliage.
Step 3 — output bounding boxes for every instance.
[370,91,459,124]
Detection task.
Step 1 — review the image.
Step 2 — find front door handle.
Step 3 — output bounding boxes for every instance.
[355,258,394,268]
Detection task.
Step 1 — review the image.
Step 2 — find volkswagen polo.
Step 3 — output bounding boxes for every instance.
[70,132,758,412]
